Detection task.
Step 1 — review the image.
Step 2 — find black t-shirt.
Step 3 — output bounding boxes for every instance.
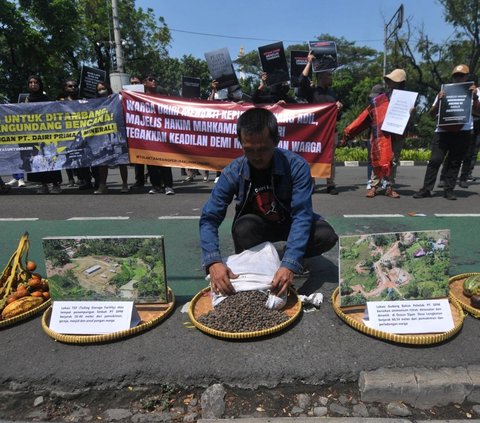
[245,166,287,223]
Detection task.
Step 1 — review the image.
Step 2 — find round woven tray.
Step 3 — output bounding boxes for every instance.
[449,273,480,319]
[41,289,175,344]
[0,298,51,328]
[188,287,302,339]
[331,288,465,345]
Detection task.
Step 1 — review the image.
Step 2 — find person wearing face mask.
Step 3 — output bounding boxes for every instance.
[252,72,297,105]
[414,64,480,200]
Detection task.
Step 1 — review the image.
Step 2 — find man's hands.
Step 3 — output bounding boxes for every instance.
[271,266,294,297]
[208,262,238,296]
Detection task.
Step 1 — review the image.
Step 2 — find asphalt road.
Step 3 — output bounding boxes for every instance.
[0,164,480,393]
[1,165,480,219]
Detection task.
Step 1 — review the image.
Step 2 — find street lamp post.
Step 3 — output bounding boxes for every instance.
[109,0,129,92]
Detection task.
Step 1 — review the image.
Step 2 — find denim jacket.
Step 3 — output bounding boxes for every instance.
[199,148,321,274]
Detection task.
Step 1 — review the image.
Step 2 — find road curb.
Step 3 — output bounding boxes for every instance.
[359,366,480,409]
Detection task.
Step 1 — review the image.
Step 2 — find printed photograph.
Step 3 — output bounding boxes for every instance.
[339,230,450,307]
[42,236,168,303]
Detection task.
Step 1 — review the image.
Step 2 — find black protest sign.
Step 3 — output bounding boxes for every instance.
[80,65,107,99]
[290,50,310,87]
[308,41,338,73]
[204,47,239,90]
[258,41,289,86]
[181,76,201,99]
[438,82,473,127]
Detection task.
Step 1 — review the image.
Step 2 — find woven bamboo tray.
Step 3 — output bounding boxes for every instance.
[449,273,480,318]
[0,298,51,328]
[188,287,302,339]
[41,289,175,344]
[331,288,464,345]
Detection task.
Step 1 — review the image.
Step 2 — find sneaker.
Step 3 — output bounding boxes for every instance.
[203,176,209,182]
[459,180,468,188]
[36,185,49,194]
[366,180,372,190]
[68,179,75,187]
[413,189,431,199]
[17,178,26,187]
[327,186,338,195]
[5,179,17,186]
[165,187,175,195]
[121,184,129,193]
[366,187,376,198]
[183,175,195,183]
[50,184,62,194]
[385,186,400,198]
[444,190,457,200]
[214,176,220,184]
[148,186,163,194]
[94,186,108,195]
[438,180,445,188]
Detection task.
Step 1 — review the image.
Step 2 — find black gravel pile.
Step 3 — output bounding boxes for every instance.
[198,290,289,332]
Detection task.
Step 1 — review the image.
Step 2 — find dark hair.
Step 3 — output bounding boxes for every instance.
[27,75,44,91]
[237,107,279,146]
[63,77,78,87]
[95,80,112,96]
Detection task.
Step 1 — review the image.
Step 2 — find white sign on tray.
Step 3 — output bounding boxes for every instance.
[364,298,454,334]
[49,301,140,335]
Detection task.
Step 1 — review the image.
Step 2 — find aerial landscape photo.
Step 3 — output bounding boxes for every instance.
[43,236,168,303]
[339,230,450,307]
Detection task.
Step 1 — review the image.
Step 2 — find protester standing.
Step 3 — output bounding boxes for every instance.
[413,64,480,200]
[299,52,342,195]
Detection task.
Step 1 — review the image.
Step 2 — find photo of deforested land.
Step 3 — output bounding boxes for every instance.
[339,230,450,307]
[43,236,168,303]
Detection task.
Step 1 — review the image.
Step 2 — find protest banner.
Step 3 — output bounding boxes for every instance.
[122,91,337,178]
[0,95,128,174]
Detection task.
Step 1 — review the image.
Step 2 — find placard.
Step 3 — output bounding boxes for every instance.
[438,81,473,127]
[79,65,107,99]
[42,235,169,303]
[49,300,140,334]
[364,298,454,334]
[181,76,201,99]
[308,41,338,73]
[339,230,450,308]
[204,47,239,90]
[290,50,310,87]
[381,89,418,135]
[258,41,290,86]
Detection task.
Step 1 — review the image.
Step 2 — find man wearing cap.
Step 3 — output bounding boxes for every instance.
[366,69,410,199]
[413,64,480,200]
